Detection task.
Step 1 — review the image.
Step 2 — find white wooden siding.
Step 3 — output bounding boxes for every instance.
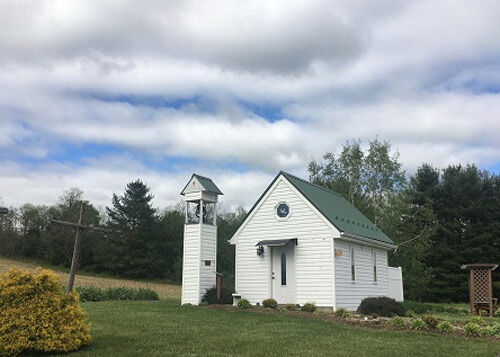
[182,224,200,304]
[334,240,389,310]
[388,267,404,302]
[234,178,337,306]
[199,224,217,300]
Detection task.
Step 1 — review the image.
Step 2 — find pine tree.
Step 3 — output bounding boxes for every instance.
[106,180,158,278]
[387,164,438,301]
[425,164,500,302]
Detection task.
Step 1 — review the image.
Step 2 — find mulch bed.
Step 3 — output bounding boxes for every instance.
[205,304,500,341]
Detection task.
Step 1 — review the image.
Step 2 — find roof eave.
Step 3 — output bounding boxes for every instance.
[229,172,284,244]
[180,173,223,196]
[339,231,396,249]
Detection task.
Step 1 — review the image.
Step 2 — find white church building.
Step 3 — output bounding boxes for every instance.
[180,171,403,310]
[229,171,403,311]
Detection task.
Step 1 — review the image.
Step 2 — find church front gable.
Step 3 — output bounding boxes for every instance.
[233,175,338,306]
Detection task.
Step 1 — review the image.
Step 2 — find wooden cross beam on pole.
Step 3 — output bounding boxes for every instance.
[51,201,119,294]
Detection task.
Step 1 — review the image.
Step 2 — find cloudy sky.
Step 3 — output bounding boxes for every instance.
[1,0,500,212]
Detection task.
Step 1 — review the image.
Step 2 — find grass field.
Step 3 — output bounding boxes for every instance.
[34,299,497,357]
[0,257,181,299]
[2,257,499,356]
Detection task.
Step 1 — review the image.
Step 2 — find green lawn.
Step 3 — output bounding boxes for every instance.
[41,299,500,357]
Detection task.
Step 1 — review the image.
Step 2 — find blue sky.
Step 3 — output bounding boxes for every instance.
[1,0,500,211]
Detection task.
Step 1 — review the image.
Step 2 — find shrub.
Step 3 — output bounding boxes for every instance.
[134,287,160,301]
[335,308,350,318]
[390,316,407,327]
[480,325,495,336]
[76,286,159,302]
[463,322,482,336]
[201,285,234,305]
[105,286,133,300]
[421,315,439,329]
[301,302,316,313]
[410,318,429,331]
[237,299,252,309]
[490,323,500,335]
[358,296,404,317]
[262,298,278,309]
[436,321,454,332]
[0,267,91,357]
[401,301,431,314]
[285,303,296,311]
[405,310,418,318]
[76,285,106,302]
[467,316,486,326]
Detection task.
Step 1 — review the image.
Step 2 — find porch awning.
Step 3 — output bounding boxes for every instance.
[255,238,297,247]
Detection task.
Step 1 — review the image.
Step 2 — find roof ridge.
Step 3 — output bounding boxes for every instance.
[230,170,394,246]
[181,173,223,195]
[279,171,345,198]
[193,173,213,181]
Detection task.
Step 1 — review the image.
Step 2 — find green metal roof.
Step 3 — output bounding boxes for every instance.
[280,171,394,245]
[181,174,223,195]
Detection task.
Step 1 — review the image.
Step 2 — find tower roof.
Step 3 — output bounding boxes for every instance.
[180,174,223,196]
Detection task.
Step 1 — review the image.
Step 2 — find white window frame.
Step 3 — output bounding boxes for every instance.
[372,249,377,284]
[350,245,356,282]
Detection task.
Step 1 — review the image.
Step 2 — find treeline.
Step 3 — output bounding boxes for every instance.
[0,181,245,284]
[309,139,500,302]
[2,139,500,302]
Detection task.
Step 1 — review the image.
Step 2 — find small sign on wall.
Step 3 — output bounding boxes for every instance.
[335,249,343,258]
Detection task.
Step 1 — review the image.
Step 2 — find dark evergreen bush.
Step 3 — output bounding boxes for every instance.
[358,296,404,317]
[201,285,233,304]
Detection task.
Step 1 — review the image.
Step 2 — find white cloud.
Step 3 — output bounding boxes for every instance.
[0,0,366,74]
[1,0,500,210]
[0,155,275,213]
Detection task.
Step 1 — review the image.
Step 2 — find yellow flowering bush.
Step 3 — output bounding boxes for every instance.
[0,267,91,357]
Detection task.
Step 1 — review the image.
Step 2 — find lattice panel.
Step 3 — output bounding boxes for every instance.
[472,269,490,303]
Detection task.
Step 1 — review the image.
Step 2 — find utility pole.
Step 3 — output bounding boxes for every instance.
[52,201,118,294]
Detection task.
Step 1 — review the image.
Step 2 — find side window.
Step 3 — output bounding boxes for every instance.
[350,246,356,282]
[281,253,287,286]
[372,249,377,283]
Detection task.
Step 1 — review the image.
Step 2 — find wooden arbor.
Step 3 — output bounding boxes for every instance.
[461,264,498,317]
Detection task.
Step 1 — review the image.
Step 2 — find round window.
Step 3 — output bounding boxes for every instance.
[276,203,290,218]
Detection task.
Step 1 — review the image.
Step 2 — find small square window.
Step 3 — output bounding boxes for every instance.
[205,260,211,266]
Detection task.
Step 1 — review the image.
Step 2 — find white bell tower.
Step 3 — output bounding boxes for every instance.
[180,174,223,305]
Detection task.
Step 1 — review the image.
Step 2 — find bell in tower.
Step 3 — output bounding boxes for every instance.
[180,174,223,305]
